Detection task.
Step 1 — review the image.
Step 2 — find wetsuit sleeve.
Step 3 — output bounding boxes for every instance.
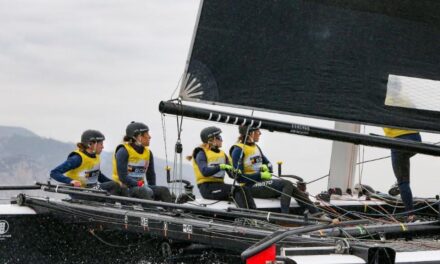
[261,154,273,173]
[50,154,82,184]
[230,146,261,185]
[195,151,221,176]
[225,155,233,178]
[115,147,138,187]
[146,151,156,186]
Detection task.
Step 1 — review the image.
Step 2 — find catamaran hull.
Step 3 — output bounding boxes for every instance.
[3,195,440,264]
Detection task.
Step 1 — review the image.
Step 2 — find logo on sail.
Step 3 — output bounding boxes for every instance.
[180,60,219,101]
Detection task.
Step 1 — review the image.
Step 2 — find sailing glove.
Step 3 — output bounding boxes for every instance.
[137,180,145,187]
[232,168,242,175]
[219,164,233,171]
[260,171,272,181]
[70,180,82,187]
[260,164,269,172]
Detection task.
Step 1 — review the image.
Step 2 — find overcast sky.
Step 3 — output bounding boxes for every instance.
[1,0,439,196]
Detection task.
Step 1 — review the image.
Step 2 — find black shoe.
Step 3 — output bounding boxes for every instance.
[388,183,400,196]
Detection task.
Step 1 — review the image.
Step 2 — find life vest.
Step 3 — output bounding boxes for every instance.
[192,146,226,184]
[231,143,263,175]
[383,128,419,138]
[383,95,418,138]
[65,150,100,187]
[112,143,150,185]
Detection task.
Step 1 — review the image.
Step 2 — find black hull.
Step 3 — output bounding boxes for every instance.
[2,185,440,264]
[1,214,163,264]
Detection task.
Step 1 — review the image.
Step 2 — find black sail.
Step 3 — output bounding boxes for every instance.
[180,0,440,132]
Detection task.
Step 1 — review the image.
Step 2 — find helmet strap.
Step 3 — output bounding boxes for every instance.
[207,138,217,148]
[85,142,97,154]
[133,135,143,146]
[92,143,97,154]
[207,140,218,150]
[246,133,254,143]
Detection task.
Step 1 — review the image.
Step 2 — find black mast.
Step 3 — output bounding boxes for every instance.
[159,100,440,156]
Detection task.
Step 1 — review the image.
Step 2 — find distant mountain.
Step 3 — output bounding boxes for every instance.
[0,126,38,139]
[0,126,195,194]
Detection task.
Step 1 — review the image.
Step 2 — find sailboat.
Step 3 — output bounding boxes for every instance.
[158,0,440,262]
[2,0,440,263]
[160,0,440,209]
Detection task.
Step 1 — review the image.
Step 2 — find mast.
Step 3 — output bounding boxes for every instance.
[328,122,360,193]
[159,101,440,156]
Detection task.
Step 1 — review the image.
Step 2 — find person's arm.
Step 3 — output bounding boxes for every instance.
[257,145,273,173]
[50,154,82,184]
[224,155,233,178]
[146,151,156,186]
[261,153,273,173]
[230,146,261,184]
[195,151,222,176]
[115,147,138,187]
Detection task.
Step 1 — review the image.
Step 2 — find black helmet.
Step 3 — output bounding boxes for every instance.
[238,125,259,136]
[200,126,222,143]
[81,130,105,144]
[126,121,149,138]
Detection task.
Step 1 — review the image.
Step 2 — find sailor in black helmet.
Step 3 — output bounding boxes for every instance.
[112,122,172,202]
[230,125,321,215]
[190,126,255,208]
[50,130,122,194]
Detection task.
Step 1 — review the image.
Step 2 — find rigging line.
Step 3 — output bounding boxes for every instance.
[307,157,391,186]
[230,109,256,198]
[201,230,262,243]
[319,203,343,218]
[171,99,185,199]
[88,229,153,248]
[333,198,395,223]
[338,227,360,241]
[306,173,329,185]
[307,157,390,187]
[376,203,399,223]
[160,114,169,168]
[354,140,440,166]
[370,196,405,208]
[356,155,390,165]
[305,190,397,223]
[351,199,440,217]
[180,212,237,224]
[176,99,184,140]
[362,189,437,213]
[238,172,341,219]
[358,125,366,185]
[170,73,184,100]
[377,247,394,264]
[306,175,432,220]
[40,201,121,220]
[392,197,399,215]
[424,200,440,214]
[186,199,223,207]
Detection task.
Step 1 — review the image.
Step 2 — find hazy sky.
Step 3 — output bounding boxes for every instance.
[1,0,439,196]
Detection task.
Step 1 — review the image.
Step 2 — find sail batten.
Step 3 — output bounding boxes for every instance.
[181,0,440,132]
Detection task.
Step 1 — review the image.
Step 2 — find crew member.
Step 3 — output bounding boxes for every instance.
[191,126,255,209]
[50,130,123,195]
[113,121,172,202]
[384,127,421,222]
[230,125,320,215]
